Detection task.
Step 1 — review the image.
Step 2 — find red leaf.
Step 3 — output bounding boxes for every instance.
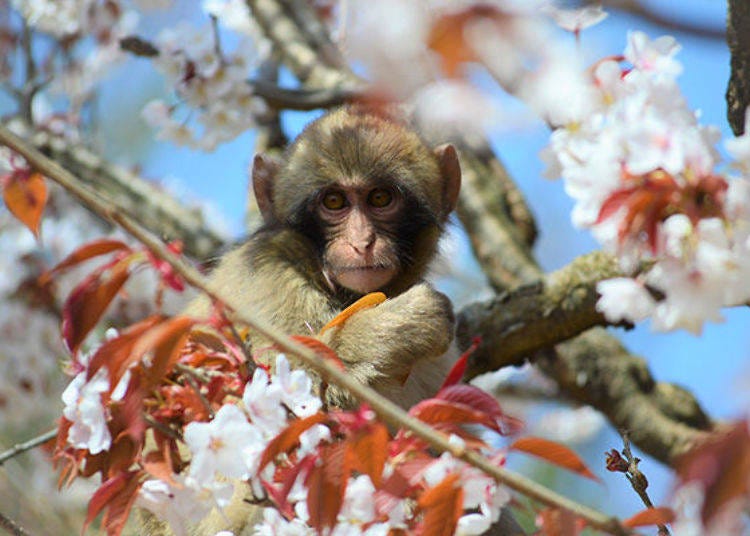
[622,506,675,528]
[264,455,316,519]
[439,337,480,390]
[306,442,352,532]
[417,473,464,536]
[436,384,523,435]
[84,471,142,536]
[2,170,47,238]
[259,412,328,471]
[146,240,186,291]
[350,423,389,487]
[536,508,583,536]
[675,419,750,524]
[62,259,131,354]
[87,315,164,384]
[410,398,509,435]
[510,437,599,481]
[132,315,195,387]
[289,335,346,370]
[40,239,131,285]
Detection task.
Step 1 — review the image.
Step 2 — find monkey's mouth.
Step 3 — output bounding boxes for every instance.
[331,264,398,294]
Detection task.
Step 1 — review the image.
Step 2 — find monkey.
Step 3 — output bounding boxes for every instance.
[136,105,524,535]
[187,104,461,409]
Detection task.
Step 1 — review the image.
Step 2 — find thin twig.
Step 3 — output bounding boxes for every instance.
[0,429,57,467]
[0,511,31,536]
[620,434,671,536]
[0,122,633,535]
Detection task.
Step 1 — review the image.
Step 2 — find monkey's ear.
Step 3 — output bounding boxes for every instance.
[435,144,461,218]
[252,153,282,224]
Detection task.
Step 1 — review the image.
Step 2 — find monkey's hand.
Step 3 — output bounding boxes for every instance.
[320,283,455,389]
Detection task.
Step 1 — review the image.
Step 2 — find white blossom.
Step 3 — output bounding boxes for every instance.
[252,507,315,536]
[544,5,608,34]
[596,278,655,324]
[624,31,682,77]
[242,367,288,436]
[184,403,261,486]
[273,355,322,418]
[61,368,111,454]
[136,478,213,536]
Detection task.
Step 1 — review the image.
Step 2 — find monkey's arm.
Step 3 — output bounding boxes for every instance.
[320,283,456,396]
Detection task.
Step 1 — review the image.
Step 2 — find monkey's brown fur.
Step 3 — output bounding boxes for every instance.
[137,106,521,535]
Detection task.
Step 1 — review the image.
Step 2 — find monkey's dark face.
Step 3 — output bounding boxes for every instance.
[316,183,404,294]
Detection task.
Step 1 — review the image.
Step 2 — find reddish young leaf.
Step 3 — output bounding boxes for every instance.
[259,412,329,471]
[319,292,386,334]
[350,422,389,487]
[410,398,505,435]
[439,337,480,391]
[289,335,346,370]
[417,473,464,536]
[306,442,352,533]
[87,315,164,384]
[2,170,47,238]
[132,315,195,387]
[435,384,523,435]
[510,437,599,481]
[62,259,131,354]
[264,454,317,520]
[145,240,186,291]
[39,239,131,285]
[536,508,582,536]
[622,506,675,528]
[675,419,750,524]
[84,471,142,536]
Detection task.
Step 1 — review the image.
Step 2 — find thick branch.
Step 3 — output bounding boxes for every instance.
[538,329,711,464]
[246,0,358,88]
[727,0,750,134]
[18,125,226,260]
[457,251,623,378]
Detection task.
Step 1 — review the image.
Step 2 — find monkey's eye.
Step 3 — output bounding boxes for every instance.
[368,188,393,208]
[322,191,347,210]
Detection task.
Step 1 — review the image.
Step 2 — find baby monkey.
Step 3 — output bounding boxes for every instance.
[141,105,524,535]
[189,104,462,409]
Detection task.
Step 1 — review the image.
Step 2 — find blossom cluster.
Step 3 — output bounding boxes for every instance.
[541,31,750,333]
[10,0,139,110]
[142,1,268,151]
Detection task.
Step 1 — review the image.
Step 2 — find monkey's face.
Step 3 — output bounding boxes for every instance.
[318,184,403,294]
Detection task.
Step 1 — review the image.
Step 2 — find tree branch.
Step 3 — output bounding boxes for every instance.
[727,0,750,134]
[457,251,623,377]
[0,429,57,467]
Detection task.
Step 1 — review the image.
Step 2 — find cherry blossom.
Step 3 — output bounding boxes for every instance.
[242,367,288,436]
[544,5,608,34]
[542,30,750,333]
[273,354,322,418]
[184,403,262,485]
[61,368,111,454]
[145,23,265,150]
[135,478,214,536]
